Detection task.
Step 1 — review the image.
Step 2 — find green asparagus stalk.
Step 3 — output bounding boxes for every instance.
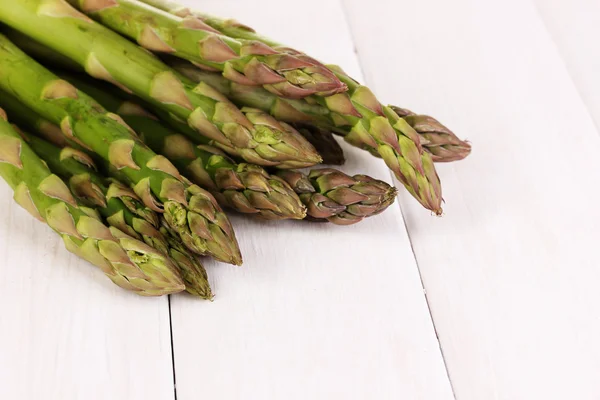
[276,169,397,225]
[157,217,212,298]
[0,107,185,295]
[390,107,472,163]
[132,125,310,221]
[52,71,307,220]
[169,59,471,164]
[0,33,242,265]
[24,133,212,298]
[136,3,448,213]
[168,60,470,163]
[169,62,443,213]
[65,0,346,99]
[292,67,444,215]
[293,124,345,166]
[0,25,83,72]
[0,87,73,149]
[143,136,308,221]
[0,0,322,169]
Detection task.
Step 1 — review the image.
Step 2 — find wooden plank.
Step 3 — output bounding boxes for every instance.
[0,185,175,400]
[170,1,454,399]
[534,0,600,129]
[343,0,600,399]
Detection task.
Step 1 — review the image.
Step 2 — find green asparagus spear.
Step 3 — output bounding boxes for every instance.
[0,87,73,149]
[66,0,346,99]
[276,169,397,225]
[390,107,472,163]
[135,2,447,213]
[0,32,242,265]
[52,71,308,220]
[0,0,322,169]
[24,133,212,298]
[157,217,212,299]
[0,107,185,295]
[0,25,83,72]
[168,60,470,164]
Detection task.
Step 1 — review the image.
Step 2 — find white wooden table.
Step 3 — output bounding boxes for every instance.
[2,0,600,399]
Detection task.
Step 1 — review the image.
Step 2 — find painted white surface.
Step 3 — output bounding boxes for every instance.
[343,0,600,399]
[3,0,600,399]
[0,189,175,400]
[535,0,600,131]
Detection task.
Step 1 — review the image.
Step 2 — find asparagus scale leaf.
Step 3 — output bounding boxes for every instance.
[0,0,322,169]
[0,108,185,296]
[0,32,242,265]
[66,0,346,99]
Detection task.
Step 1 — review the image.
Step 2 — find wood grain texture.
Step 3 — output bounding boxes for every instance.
[169,1,454,400]
[0,183,175,400]
[534,0,600,130]
[343,0,600,398]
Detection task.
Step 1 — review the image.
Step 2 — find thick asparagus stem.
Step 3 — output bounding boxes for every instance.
[276,169,397,225]
[66,0,346,99]
[0,88,72,149]
[24,133,212,298]
[54,71,307,220]
[0,0,322,169]
[0,33,242,265]
[0,107,185,296]
[0,25,83,72]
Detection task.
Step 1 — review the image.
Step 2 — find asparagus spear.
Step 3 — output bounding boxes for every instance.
[169,60,470,164]
[137,1,447,214]
[24,133,212,298]
[6,93,213,297]
[276,169,397,225]
[170,63,447,214]
[390,107,472,163]
[0,0,321,169]
[65,0,346,99]
[157,218,212,299]
[0,25,83,72]
[0,87,72,149]
[50,71,307,220]
[0,107,184,296]
[0,33,242,265]
[151,54,465,167]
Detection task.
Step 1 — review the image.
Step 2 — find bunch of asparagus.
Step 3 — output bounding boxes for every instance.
[0,0,470,298]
